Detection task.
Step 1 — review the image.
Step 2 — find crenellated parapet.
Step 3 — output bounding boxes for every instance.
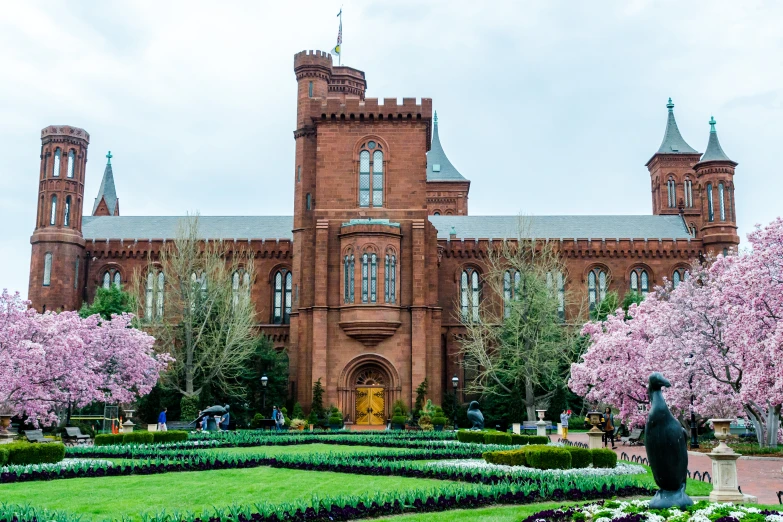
[294,50,333,81]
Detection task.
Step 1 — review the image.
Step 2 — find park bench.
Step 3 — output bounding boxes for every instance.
[24,429,54,443]
[522,421,555,434]
[63,426,91,445]
[621,428,643,446]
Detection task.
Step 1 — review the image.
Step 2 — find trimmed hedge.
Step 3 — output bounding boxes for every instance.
[482,447,530,466]
[94,433,125,446]
[456,430,486,444]
[152,431,188,444]
[524,446,572,470]
[591,448,618,468]
[0,447,7,466]
[527,435,549,445]
[5,442,65,465]
[122,432,154,444]
[483,432,512,445]
[564,446,592,468]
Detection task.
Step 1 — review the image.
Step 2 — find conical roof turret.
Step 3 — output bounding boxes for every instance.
[426,112,468,182]
[92,151,119,215]
[697,116,736,165]
[654,98,698,155]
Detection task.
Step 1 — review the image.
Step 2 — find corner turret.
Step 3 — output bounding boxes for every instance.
[425,112,470,215]
[92,151,120,216]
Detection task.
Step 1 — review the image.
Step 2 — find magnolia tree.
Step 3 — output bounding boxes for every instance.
[0,290,170,426]
[570,218,783,446]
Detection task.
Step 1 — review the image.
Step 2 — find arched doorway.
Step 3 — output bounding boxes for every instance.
[337,354,401,425]
[354,367,386,426]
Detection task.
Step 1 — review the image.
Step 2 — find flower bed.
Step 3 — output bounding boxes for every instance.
[522,499,783,522]
[427,459,646,477]
[1,458,114,475]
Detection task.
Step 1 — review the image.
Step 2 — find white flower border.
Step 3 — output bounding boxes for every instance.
[546,499,783,522]
[1,458,114,474]
[426,459,646,477]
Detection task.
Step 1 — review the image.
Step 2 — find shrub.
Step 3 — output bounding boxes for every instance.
[328,408,343,427]
[564,445,592,468]
[152,431,188,444]
[122,432,154,444]
[591,448,618,468]
[524,446,572,470]
[290,419,306,429]
[5,442,65,465]
[511,434,530,445]
[0,447,8,466]
[391,415,407,426]
[482,447,530,466]
[180,395,200,421]
[456,430,486,444]
[291,402,305,420]
[528,435,550,445]
[94,433,125,446]
[250,413,266,429]
[483,431,512,445]
[432,414,447,426]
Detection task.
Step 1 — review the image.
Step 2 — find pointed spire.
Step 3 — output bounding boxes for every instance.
[698,116,735,164]
[426,111,468,182]
[654,98,698,155]
[92,152,119,216]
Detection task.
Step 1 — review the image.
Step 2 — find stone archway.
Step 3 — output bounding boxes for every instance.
[337,354,401,425]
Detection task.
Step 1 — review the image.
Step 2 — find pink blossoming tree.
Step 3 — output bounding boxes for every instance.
[0,290,171,426]
[570,218,783,446]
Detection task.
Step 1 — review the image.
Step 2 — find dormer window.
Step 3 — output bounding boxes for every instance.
[432,164,441,172]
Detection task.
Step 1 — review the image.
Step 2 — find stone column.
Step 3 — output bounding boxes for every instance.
[587,430,604,450]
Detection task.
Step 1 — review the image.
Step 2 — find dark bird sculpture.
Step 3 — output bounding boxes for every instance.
[191,404,230,431]
[466,401,484,430]
[644,373,693,509]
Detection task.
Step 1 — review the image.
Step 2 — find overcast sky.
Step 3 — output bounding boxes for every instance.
[2,1,781,297]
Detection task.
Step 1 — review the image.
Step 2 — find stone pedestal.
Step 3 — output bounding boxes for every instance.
[587,430,604,450]
[708,451,744,503]
[536,420,547,437]
[557,423,563,436]
[512,423,521,435]
[121,420,135,434]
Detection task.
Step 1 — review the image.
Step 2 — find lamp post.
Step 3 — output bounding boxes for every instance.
[452,374,459,430]
[261,373,269,414]
[688,373,699,449]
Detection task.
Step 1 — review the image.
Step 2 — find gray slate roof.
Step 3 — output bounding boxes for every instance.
[654,99,698,156]
[426,112,468,182]
[82,214,691,241]
[92,161,119,215]
[428,215,692,240]
[698,118,734,164]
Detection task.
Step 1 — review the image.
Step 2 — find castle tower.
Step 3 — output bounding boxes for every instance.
[92,151,120,216]
[646,99,702,236]
[694,117,739,254]
[28,125,90,312]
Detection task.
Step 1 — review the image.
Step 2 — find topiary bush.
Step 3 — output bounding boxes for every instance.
[564,445,592,468]
[250,413,266,429]
[180,395,200,421]
[591,448,618,468]
[483,431,512,445]
[456,430,486,444]
[291,402,305,420]
[0,447,8,466]
[152,430,188,444]
[122,432,154,444]
[94,433,125,446]
[482,446,531,466]
[524,446,572,470]
[527,435,550,445]
[5,442,65,465]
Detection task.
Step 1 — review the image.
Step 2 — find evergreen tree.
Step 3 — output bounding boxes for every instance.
[79,286,134,320]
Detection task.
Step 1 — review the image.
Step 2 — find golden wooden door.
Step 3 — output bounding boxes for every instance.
[355,387,385,425]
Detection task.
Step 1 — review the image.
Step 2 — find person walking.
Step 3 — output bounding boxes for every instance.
[603,407,616,449]
[276,407,285,430]
[560,409,572,440]
[219,408,231,431]
[272,406,281,431]
[157,407,168,432]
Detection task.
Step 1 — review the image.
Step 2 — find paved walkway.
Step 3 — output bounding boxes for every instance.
[560,432,782,505]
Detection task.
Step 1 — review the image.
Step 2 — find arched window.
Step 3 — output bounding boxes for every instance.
[232,270,251,308]
[707,183,714,222]
[730,187,736,221]
[74,257,79,289]
[360,252,378,303]
[370,253,378,303]
[433,211,440,216]
[629,268,649,295]
[43,252,52,286]
[67,150,75,178]
[689,224,697,238]
[145,270,164,320]
[50,195,57,226]
[52,148,61,177]
[667,177,676,207]
[503,269,520,318]
[156,272,165,318]
[344,253,355,303]
[103,271,111,289]
[460,268,480,322]
[384,252,396,303]
[189,271,206,308]
[358,141,384,207]
[684,178,693,207]
[273,269,292,324]
[547,271,565,320]
[64,196,71,227]
[672,268,689,289]
[305,193,312,210]
[718,182,726,220]
[587,267,607,311]
[102,269,122,290]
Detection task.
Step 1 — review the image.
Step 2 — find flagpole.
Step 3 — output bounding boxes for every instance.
[338,7,342,66]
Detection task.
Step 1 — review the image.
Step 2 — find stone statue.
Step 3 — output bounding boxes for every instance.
[194,404,230,432]
[466,401,484,430]
[645,373,693,509]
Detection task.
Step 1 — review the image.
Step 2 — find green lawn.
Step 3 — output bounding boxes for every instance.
[0,467,451,521]
[203,443,406,456]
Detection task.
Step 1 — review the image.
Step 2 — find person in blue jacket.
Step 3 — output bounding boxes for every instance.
[157,407,168,432]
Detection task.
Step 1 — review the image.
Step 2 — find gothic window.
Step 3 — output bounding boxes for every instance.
[358,141,384,207]
[460,268,480,322]
[308,81,313,97]
[684,178,693,207]
[64,196,71,227]
[361,253,369,302]
[730,187,736,221]
[67,150,75,178]
[718,182,726,221]
[305,193,312,210]
[53,148,61,177]
[727,185,733,222]
[145,270,164,320]
[273,269,292,324]
[232,269,251,308]
[707,183,714,222]
[50,195,57,226]
[384,252,396,303]
[74,257,79,289]
[43,252,52,286]
[690,224,697,238]
[667,177,676,207]
[102,269,122,290]
[672,268,689,288]
[156,272,165,318]
[370,253,378,303]
[190,271,207,307]
[344,253,355,303]
[547,270,566,320]
[103,271,111,289]
[587,267,607,311]
[629,268,649,295]
[433,211,440,216]
[297,166,301,182]
[503,269,520,318]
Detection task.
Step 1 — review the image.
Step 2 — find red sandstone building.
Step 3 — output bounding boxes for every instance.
[28,50,739,425]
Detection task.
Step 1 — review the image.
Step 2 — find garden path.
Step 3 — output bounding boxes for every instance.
[559,432,782,505]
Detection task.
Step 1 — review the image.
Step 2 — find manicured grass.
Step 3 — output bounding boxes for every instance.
[0,467,452,521]
[627,463,712,497]
[204,443,406,456]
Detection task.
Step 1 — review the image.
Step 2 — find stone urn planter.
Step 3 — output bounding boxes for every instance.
[710,418,734,453]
